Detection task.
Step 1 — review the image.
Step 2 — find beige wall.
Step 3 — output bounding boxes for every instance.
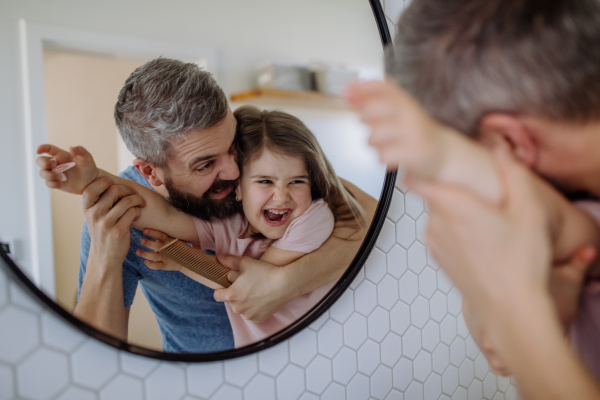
[44,50,162,351]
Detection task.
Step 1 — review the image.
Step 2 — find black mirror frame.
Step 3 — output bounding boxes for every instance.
[0,0,395,362]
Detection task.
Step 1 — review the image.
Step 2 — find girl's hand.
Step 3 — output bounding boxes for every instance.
[136,229,182,272]
[36,144,99,194]
[345,78,447,177]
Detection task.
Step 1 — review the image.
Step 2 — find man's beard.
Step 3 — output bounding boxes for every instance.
[164,176,242,221]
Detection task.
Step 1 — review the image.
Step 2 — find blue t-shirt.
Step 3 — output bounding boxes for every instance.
[78,166,234,352]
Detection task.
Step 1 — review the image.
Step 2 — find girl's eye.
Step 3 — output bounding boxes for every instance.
[258,180,272,184]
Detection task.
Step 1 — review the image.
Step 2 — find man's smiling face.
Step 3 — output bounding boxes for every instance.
[156,109,242,221]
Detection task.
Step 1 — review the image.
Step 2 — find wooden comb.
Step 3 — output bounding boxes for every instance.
[159,238,231,289]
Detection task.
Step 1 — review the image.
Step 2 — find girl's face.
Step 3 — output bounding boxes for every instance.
[236,149,312,239]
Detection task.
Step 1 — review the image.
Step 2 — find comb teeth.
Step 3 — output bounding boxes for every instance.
[159,239,231,288]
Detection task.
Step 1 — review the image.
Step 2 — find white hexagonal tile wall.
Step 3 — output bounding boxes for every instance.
[380,333,402,368]
[329,290,354,323]
[390,301,410,335]
[120,352,159,379]
[145,364,185,400]
[376,220,396,253]
[410,296,430,329]
[55,387,96,400]
[322,382,345,400]
[100,375,143,400]
[387,189,405,222]
[418,267,437,299]
[187,362,224,398]
[368,307,390,342]
[405,191,424,219]
[396,216,416,249]
[424,373,442,400]
[17,348,69,400]
[41,314,85,353]
[347,373,369,400]
[413,350,432,383]
[244,373,276,400]
[71,341,118,390]
[354,280,377,317]
[0,306,40,363]
[408,242,427,274]
[276,364,305,400]
[357,339,380,375]
[317,320,343,359]
[387,245,408,279]
[343,313,368,350]
[378,276,400,311]
[306,355,332,394]
[289,328,317,367]
[0,363,14,400]
[258,342,288,377]
[421,320,440,352]
[402,326,421,360]
[224,354,258,387]
[332,347,357,385]
[371,365,393,399]
[398,271,418,305]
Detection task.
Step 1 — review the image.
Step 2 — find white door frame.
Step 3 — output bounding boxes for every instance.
[19,19,217,297]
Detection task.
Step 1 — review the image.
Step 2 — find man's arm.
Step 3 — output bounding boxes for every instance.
[215,178,377,322]
[73,177,143,341]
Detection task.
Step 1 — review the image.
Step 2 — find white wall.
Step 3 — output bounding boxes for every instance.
[0,1,519,399]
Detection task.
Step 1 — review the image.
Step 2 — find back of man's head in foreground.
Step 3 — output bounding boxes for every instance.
[387,0,600,137]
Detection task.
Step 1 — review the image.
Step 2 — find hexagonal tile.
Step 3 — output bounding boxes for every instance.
[413,350,432,383]
[368,307,390,342]
[343,313,367,350]
[390,301,410,335]
[322,382,345,400]
[55,387,96,400]
[474,353,490,380]
[366,248,388,284]
[349,267,365,290]
[422,320,440,352]
[405,191,424,219]
[358,340,380,375]
[385,389,404,400]
[492,393,504,400]
[416,213,428,243]
[71,341,118,390]
[442,365,459,396]
[450,337,466,367]
[289,328,317,367]
[329,290,354,323]
[378,276,399,311]
[276,365,305,400]
[452,386,468,400]
[392,357,413,391]
[405,381,424,400]
[387,189,405,222]
[418,267,437,299]
[120,352,159,378]
[347,373,370,400]
[299,391,319,400]
[244,374,275,400]
[497,375,511,393]
[395,171,409,193]
[396,216,416,249]
[447,287,462,317]
[317,320,343,359]
[440,315,458,346]
[376,220,396,253]
[100,375,143,400]
[211,384,242,400]
[17,348,68,400]
[402,326,421,360]
[306,355,332,394]
[310,310,329,331]
[225,354,257,387]
[187,362,223,398]
[430,291,448,323]
[0,270,8,310]
[424,373,442,400]
[437,269,453,294]
[258,342,288,377]
[354,280,377,317]
[9,283,42,313]
[399,271,418,305]
[0,306,40,363]
[506,385,518,400]
[371,365,393,400]
[457,314,470,339]
[41,314,85,353]
[0,363,14,400]
[145,364,185,400]
[483,372,498,399]
[387,245,408,279]
[333,347,357,385]
[410,296,430,329]
[458,359,474,388]
[381,333,402,368]
[432,343,450,375]
[408,242,427,274]
[467,378,483,400]
[426,248,440,270]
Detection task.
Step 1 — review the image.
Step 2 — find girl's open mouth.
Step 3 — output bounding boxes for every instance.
[263,208,292,226]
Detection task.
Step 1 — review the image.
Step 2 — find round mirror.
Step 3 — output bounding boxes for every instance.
[0,0,395,360]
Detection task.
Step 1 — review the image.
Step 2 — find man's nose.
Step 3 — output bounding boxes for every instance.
[217,153,239,181]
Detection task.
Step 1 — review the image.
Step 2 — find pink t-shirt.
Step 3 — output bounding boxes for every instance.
[193,199,336,348]
[569,201,600,380]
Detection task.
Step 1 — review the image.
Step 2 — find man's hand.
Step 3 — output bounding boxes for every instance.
[214,254,287,322]
[37,144,100,194]
[82,177,145,267]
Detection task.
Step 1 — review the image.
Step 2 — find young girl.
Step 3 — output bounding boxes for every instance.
[37,105,365,348]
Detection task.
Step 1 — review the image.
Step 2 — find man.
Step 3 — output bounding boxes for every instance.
[75,58,376,353]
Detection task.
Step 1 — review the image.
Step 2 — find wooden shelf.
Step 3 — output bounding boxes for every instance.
[230,88,350,110]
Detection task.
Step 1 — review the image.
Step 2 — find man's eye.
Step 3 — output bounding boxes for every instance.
[196,161,213,172]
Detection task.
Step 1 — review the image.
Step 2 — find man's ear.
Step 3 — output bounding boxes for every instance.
[477,114,538,168]
[132,158,165,187]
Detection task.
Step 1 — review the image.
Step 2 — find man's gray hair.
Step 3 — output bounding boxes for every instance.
[115,58,228,167]
[386,0,600,136]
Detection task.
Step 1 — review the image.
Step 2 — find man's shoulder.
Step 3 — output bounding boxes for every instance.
[118,166,153,190]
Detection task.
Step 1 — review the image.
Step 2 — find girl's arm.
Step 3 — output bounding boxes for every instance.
[37,144,198,243]
[260,247,306,266]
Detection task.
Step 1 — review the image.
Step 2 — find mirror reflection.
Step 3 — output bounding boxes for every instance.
[35,0,384,353]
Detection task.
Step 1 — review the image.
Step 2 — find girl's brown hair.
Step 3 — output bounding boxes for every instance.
[234,106,366,233]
